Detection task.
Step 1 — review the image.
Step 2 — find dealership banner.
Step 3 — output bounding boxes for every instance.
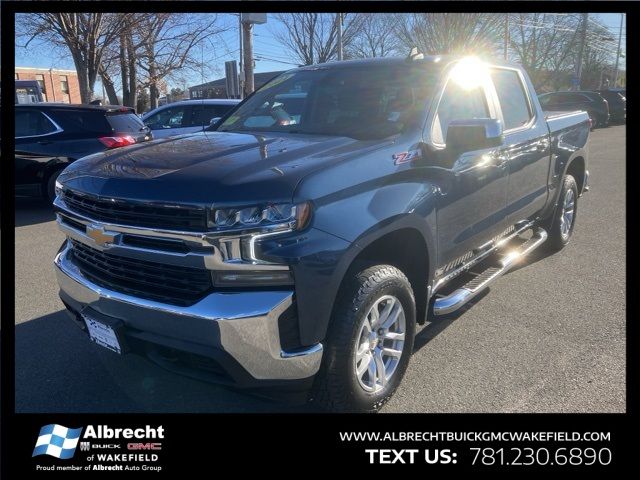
[1,414,631,475]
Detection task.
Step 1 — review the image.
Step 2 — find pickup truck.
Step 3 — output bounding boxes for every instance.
[53,55,589,412]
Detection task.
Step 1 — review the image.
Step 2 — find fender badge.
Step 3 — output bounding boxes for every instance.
[393,149,421,165]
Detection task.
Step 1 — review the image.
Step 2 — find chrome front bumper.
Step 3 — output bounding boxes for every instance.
[54,243,323,382]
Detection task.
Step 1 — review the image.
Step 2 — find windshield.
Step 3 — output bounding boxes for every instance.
[217,64,439,140]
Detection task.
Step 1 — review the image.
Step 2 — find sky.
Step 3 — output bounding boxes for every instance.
[14,12,626,95]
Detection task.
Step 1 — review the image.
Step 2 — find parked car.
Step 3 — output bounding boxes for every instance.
[538,90,609,128]
[54,56,589,412]
[595,89,626,123]
[15,103,152,202]
[141,99,240,139]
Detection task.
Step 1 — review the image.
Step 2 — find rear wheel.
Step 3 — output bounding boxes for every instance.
[311,265,416,412]
[543,174,578,253]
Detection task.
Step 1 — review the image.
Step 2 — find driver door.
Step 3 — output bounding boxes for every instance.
[428,78,510,268]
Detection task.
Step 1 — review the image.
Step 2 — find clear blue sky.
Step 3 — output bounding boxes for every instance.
[14,12,626,95]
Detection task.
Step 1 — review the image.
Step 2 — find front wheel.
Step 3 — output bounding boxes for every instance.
[311,265,416,412]
[543,174,578,253]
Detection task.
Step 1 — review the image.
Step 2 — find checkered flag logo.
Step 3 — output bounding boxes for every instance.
[32,424,83,459]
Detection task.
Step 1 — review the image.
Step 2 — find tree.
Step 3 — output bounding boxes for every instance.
[508,13,580,91]
[580,20,618,90]
[136,14,227,110]
[17,13,126,103]
[272,13,364,65]
[346,14,402,59]
[396,13,503,56]
[136,88,150,114]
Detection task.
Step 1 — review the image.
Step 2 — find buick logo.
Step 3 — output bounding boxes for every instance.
[86,225,119,247]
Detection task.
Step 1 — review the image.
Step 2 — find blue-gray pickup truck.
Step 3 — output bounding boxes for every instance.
[53,55,589,412]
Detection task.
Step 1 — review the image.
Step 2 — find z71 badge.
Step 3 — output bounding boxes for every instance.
[393,149,422,165]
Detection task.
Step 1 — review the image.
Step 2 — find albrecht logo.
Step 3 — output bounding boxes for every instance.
[32,425,83,459]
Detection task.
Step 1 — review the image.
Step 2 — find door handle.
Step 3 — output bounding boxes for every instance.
[490,154,508,168]
[37,140,52,145]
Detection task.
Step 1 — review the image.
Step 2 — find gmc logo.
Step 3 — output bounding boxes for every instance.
[127,443,162,450]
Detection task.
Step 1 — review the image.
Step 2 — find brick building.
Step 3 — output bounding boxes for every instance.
[15,67,81,104]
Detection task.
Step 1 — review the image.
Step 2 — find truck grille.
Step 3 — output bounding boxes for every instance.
[62,189,207,232]
[70,240,212,306]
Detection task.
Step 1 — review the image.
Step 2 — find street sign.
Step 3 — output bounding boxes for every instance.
[240,13,267,25]
[225,61,240,99]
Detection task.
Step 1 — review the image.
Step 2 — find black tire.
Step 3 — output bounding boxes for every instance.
[44,168,63,204]
[311,265,416,412]
[542,174,578,253]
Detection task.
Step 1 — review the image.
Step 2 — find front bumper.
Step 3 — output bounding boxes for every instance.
[54,242,323,387]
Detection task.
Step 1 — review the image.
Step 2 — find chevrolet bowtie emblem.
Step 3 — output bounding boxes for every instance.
[86,225,119,247]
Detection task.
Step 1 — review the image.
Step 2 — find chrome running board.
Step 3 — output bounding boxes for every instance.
[432,227,548,316]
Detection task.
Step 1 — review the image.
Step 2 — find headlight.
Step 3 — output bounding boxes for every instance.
[208,202,311,231]
[54,179,64,197]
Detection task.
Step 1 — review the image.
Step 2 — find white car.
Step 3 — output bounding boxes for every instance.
[141,99,240,139]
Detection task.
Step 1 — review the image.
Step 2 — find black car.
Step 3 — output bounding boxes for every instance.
[15,103,152,201]
[595,89,626,123]
[538,91,610,129]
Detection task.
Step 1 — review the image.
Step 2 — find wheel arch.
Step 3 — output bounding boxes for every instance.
[565,155,586,195]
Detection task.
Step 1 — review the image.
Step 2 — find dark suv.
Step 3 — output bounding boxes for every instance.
[595,90,626,123]
[15,104,152,201]
[538,91,610,128]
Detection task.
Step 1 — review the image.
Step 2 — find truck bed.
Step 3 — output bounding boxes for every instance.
[544,109,590,134]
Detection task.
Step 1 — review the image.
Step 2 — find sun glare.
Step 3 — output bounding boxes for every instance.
[450,57,490,91]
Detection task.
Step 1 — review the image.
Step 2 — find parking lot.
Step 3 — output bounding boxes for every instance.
[14,125,625,413]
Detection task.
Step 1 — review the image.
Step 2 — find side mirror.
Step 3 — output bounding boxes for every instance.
[445,118,504,153]
[209,117,222,128]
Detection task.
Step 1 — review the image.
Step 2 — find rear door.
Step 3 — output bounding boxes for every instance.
[489,67,551,224]
[15,108,63,186]
[189,103,236,131]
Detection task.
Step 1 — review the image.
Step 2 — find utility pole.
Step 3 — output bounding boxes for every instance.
[504,13,509,61]
[613,13,624,88]
[574,12,589,91]
[238,14,244,99]
[242,21,254,96]
[337,13,344,61]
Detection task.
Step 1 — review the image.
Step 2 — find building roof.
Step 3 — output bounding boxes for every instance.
[189,71,285,91]
[15,67,78,74]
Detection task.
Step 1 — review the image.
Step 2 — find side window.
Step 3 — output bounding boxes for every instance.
[432,81,489,144]
[190,104,233,127]
[52,110,111,134]
[490,69,532,130]
[15,110,58,137]
[144,107,188,129]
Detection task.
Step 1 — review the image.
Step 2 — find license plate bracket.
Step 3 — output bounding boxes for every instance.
[81,310,128,354]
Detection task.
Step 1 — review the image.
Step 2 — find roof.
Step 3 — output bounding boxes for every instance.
[15,66,78,74]
[189,71,285,90]
[170,99,241,105]
[15,103,136,112]
[295,55,523,71]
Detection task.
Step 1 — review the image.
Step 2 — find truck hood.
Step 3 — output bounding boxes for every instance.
[58,131,386,205]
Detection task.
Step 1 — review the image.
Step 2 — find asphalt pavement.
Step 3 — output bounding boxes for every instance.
[14,126,626,413]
